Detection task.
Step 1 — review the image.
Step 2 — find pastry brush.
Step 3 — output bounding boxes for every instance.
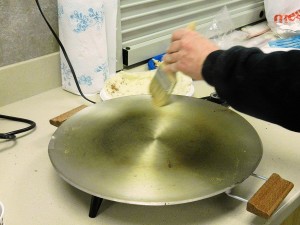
[149,63,176,106]
[149,22,196,107]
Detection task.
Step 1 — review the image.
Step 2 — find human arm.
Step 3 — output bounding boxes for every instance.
[163,29,300,132]
[202,47,300,132]
[163,29,219,80]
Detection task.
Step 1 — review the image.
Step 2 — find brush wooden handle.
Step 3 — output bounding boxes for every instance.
[187,21,196,31]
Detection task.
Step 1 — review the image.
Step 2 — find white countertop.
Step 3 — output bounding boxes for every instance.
[1,80,299,225]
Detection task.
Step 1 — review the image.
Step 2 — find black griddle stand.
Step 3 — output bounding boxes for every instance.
[89,196,103,218]
[88,92,228,218]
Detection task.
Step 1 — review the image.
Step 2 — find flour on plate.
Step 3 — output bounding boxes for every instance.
[102,70,193,99]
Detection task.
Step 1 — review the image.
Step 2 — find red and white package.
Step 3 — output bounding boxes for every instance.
[264,0,300,37]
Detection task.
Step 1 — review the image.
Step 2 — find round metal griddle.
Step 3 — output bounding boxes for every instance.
[48,95,263,205]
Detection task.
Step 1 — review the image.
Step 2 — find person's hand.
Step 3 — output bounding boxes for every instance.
[163,29,219,80]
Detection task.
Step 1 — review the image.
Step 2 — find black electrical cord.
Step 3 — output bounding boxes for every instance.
[0,114,36,140]
[35,0,96,104]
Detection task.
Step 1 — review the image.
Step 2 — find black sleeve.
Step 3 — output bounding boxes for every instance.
[202,46,300,132]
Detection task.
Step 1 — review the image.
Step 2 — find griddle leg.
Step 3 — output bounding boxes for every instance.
[89,196,103,218]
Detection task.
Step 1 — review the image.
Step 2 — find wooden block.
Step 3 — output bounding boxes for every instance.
[49,105,87,127]
[247,173,294,219]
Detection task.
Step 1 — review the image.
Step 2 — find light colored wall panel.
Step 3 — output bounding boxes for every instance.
[119,0,266,66]
[0,0,59,67]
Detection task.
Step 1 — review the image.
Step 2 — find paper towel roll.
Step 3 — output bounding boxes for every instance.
[57,0,110,95]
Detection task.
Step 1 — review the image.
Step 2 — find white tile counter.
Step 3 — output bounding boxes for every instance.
[1,78,299,225]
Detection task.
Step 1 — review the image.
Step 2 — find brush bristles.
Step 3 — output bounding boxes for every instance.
[149,66,177,107]
[150,80,171,106]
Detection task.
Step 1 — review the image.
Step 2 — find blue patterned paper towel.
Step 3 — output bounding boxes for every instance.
[57,0,111,95]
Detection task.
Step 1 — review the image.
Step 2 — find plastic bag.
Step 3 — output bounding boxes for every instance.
[203,6,238,49]
[264,0,300,38]
[202,6,252,49]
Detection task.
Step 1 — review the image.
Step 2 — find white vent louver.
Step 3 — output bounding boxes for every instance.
[119,0,265,66]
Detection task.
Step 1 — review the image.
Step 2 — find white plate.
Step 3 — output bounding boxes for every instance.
[100,84,195,101]
[100,70,195,101]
